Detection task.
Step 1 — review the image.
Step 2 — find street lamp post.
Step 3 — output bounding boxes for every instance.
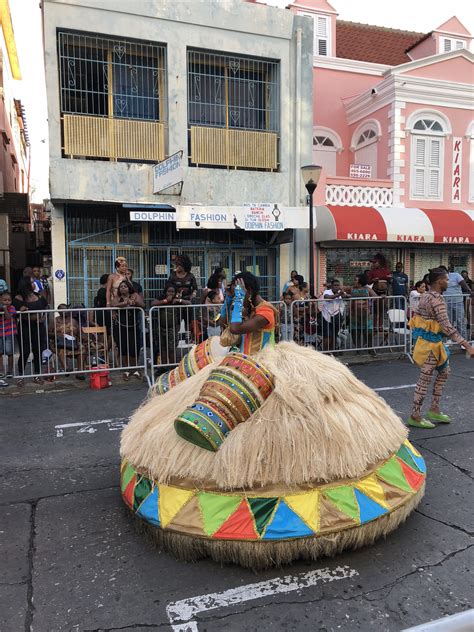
[301,165,322,298]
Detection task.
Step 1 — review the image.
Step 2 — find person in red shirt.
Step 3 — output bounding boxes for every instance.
[367,254,392,329]
[0,292,17,382]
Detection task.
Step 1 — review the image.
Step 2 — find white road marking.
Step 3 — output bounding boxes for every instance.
[54,417,128,437]
[374,384,416,392]
[166,565,357,629]
[53,385,418,438]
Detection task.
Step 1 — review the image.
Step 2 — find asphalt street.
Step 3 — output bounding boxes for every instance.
[1,355,473,632]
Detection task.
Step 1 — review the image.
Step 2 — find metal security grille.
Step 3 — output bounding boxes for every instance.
[187,49,279,170]
[188,49,279,131]
[58,31,167,162]
[58,31,166,120]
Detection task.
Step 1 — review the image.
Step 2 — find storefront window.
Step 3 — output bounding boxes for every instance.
[325,247,399,288]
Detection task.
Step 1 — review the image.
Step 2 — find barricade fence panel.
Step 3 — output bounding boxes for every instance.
[1,296,470,384]
[0,307,148,383]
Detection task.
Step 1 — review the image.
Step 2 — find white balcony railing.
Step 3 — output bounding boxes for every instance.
[325,177,394,207]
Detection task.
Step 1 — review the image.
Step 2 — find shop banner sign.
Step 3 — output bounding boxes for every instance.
[243,203,284,231]
[129,210,175,222]
[176,206,235,229]
[153,151,183,194]
[451,137,462,203]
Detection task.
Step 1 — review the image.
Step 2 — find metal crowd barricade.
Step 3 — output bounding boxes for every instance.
[0,306,148,385]
[444,293,472,344]
[148,301,289,376]
[149,303,221,377]
[288,296,412,358]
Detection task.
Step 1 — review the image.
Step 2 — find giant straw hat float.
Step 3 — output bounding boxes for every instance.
[120,340,426,570]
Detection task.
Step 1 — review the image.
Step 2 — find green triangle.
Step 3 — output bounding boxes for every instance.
[198,492,242,536]
[376,457,413,493]
[323,486,359,522]
[133,476,154,512]
[396,445,423,474]
[121,462,135,493]
[248,498,279,535]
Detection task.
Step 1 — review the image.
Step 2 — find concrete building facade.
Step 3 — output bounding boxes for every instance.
[43,0,314,306]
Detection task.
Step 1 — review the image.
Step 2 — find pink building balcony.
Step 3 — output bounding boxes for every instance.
[324,176,394,207]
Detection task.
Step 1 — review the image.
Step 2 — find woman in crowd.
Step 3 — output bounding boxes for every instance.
[106,256,128,306]
[204,267,226,303]
[166,254,198,301]
[350,272,376,350]
[282,269,299,294]
[13,276,49,386]
[409,280,427,314]
[152,286,189,366]
[111,280,145,380]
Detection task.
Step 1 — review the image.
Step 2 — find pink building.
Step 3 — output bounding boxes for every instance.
[289,0,473,289]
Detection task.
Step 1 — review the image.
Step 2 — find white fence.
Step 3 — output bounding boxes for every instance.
[1,295,471,388]
[325,184,394,207]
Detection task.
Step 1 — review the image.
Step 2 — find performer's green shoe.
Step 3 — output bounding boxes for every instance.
[406,417,435,429]
[426,411,451,423]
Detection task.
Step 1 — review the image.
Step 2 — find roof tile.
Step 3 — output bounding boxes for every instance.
[336,21,425,66]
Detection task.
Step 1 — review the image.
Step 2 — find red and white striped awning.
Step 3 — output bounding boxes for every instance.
[315,206,473,245]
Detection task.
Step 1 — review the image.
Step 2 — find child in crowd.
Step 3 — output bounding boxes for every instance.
[205,290,223,338]
[0,292,17,383]
[409,280,426,315]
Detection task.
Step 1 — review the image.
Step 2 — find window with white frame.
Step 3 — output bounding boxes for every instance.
[312,128,342,176]
[300,13,331,56]
[441,37,465,52]
[409,116,448,200]
[352,123,380,178]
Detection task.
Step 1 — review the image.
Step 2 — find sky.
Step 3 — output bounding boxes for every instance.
[8,0,474,203]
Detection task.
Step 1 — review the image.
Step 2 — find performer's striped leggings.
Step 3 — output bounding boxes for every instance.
[411,352,450,418]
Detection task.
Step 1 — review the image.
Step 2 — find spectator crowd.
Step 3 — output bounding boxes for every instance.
[0,253,472,386]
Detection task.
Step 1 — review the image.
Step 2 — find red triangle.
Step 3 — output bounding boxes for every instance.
[397,458,424,491]
[123,475,137,509]
[212,500,258,540]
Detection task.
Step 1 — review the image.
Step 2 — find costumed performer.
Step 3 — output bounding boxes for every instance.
[407,267,474,429]
[121,273,427,569]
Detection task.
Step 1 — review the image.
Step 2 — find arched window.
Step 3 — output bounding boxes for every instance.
[351,120,381,178]
[312,127,342,176]
[407,110,451,200]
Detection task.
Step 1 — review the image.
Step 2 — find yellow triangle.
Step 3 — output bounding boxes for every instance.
[404,439,421,457]
[159,485,195,528]
[355,474,389,510]
[284,490,319,532]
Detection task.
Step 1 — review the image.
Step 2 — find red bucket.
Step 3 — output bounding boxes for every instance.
[89,364,111,390]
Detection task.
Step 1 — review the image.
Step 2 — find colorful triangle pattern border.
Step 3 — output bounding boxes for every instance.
[121,440,426,541]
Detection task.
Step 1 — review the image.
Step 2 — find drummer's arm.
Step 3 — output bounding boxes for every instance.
[230,315,268,334]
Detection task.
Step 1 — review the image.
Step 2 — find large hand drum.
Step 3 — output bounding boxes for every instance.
[174,353,275,451]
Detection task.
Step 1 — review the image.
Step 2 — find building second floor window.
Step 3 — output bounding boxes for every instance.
[58,31,166,121]
[351,121,381,179]
[312,127,342,176]
[409,116,449,200]
[187,49,280,171]
[57,31,167,162]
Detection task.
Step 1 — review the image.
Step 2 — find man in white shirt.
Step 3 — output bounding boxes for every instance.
[321,278,348,351]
